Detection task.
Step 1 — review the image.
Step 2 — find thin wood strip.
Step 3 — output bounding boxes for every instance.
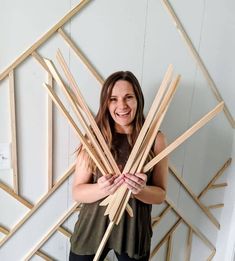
[0,182,33,209]
[58,28,104,85]
[152,205,172,228]
[43,83,107,176]
[144,102,224,172]
[45,57,114,175]
[0,163,75,247]
[207,204,224,209]
[210,183,228,189]
[207,249,216,261]
[57,226,72,238]
[150,218,182,259]
[169,165,220,229]
[0,225,10,235]
[35,250,54,261]
[166,234,173,261]
[24,202,79,260]
[166,197,215,251]
[185,228,193,261]
[9,70,18,194]
[56,50,120,175]
[161,0,235,128]
[47,73,53,190]
[0,0,91,81]
[32,51,51,74]
[198,158,231,199]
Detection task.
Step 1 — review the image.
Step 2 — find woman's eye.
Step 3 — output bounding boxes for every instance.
[126,96,134,100]
[110,98,117,102]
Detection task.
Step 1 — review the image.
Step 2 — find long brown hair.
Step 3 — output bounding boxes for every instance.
[95,71,145,151]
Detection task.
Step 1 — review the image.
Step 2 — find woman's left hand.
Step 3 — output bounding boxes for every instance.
[124,173,147,195]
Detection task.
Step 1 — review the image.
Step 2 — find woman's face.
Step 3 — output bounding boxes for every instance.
[108,80,137,134]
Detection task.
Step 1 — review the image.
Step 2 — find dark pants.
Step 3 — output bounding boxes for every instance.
[69,249,150,261]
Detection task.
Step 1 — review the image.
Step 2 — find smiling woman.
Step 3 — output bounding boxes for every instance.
[70,71,168,261]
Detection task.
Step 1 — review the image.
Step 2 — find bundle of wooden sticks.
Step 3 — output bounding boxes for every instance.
[43,50,223,261]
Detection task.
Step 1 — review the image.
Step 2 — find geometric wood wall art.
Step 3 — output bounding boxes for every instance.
[0,0,233,260]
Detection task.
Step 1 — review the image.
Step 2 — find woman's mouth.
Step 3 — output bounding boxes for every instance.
[116,111,130,118]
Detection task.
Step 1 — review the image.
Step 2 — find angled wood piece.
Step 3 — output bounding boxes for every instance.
[166,234,173,261]
[58,28,104,85]
[44,83,106,175]
[207,204,224,209]
[47,73,53,190]
[144,102,224,172]
[210,183,227,189]
[161,0,235,128]
[169,165,220,229]
[9,70,19,194]
[185,228,193,261]
[32,51,51,74]
[24,203,79,260]
[56,50,121,176]
[0,163,75,247]
[0,0,91,81]
[198,158,231,199]
[152,205,172,228]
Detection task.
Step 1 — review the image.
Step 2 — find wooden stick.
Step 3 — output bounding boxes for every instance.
[210,183,228,189]
[150,218,181,259]
[9,70,19,194]
[0,0,91,81]
[0,182,33,209]
[47,73,53,190]
[152,206,172,228]
[0,163,75,247]
[57,226,72,238]
[35,250,54,261]
[207,204,224,209]
[144,102,224,172]
[169,165,220,229]
[44,83,106,176]
[207,249,216,261]
[56,50,121,175]
[32,51,51,74]
[161,0,235,128]
[0,225,10,235]
[185,228,193,261]
[166,197,215,251]
[198,158,231,199]
[58,28,104,85]
[166,234,173,261]
[24,202,79,260]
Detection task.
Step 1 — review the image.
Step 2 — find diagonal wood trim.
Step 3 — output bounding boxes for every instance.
[198,158,231,199]
[24,203,79,261]
[0,0,92,81]
[58,28,104,85]
[161,0,235,128]
[169,165,220,228]
[0,164,75,247]
[152,205,172,228]
[210,183,228,189]
[185,228,193,261]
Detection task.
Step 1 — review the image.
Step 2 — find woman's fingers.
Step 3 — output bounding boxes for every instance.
[97,174,124,195]
[124,173,147,194]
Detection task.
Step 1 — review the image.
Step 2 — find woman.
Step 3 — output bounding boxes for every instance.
[70,71,168,260]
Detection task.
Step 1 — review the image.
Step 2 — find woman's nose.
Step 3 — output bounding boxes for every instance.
[118,99,127,108]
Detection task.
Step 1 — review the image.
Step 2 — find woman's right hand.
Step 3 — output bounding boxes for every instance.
[97,174,124,196]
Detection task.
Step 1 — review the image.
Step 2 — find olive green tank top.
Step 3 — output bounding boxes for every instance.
[70,133,153,259]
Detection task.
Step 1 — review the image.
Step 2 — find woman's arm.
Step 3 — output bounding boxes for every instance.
[72,150,124,203]
[124,132,168,204]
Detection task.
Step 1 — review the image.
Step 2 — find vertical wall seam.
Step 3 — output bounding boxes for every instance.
[140,0,149,86]
[177,0,206,208]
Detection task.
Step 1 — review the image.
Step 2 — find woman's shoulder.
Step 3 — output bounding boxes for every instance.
[153,131,167,154]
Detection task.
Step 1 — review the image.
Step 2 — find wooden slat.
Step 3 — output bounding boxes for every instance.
[0,163,75,247]
[0,225,10,235]
[166,197,215,251]
[150,218,181,259]
[169,165,220,229]
[185,228,193,261]
[32,51,51,74]
[207,203,224,209]
[161,0,235,128]
[24,203,79,260]
[144,102,224,172]
[207,249,216,261]
[0,0,91,81]
[152,206,172,228]
[57,226,72,238]
[210,183,227,189]
[198,158,231,199]
[35,250,54,261]
[9,70,19,194]
[166,234,173,261]
[58,28,104,85]
[47,73,53,190]
[0,182,33,209]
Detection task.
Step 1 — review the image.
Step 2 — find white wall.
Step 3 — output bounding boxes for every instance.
[0,0,235,260]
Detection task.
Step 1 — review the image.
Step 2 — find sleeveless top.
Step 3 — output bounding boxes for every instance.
[70,133,153,259]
